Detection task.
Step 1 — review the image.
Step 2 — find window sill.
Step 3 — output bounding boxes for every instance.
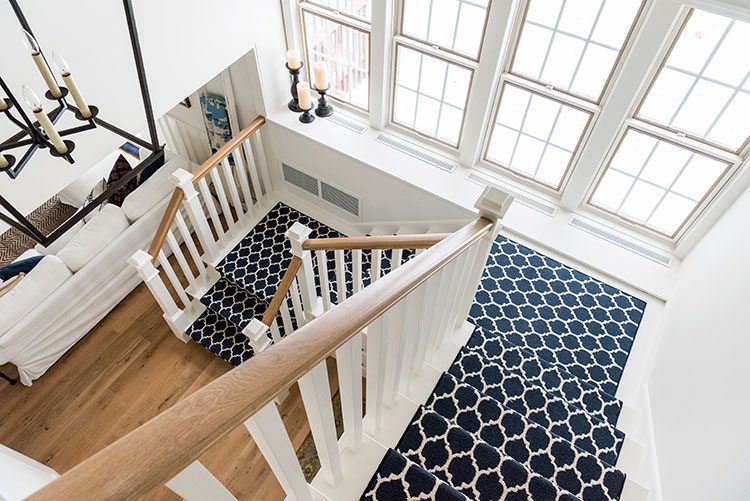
[267,103,680,300]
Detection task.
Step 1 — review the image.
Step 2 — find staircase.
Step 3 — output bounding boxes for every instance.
[30,117,650,501]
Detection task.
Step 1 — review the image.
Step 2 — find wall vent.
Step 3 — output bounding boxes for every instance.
[321,182,361,217]
[570,216,673,267]
[375,134,457,173]
[467,172,557,216]
[282,163,319,196]
[326,114,368,134]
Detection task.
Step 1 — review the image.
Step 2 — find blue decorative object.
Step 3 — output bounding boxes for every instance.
[200,94,234,165]
[0,255,43,281]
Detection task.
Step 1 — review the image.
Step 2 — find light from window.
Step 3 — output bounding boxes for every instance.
[306,0,371,20]
[401,0,490,60]
[485,83,591,189]
[590,128,730,236]
[392,44,472,146]
[511,0,643,102]
[302,10,370,110]
[637,10,750,152]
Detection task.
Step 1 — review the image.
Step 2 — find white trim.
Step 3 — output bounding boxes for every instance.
[369,0,393,129]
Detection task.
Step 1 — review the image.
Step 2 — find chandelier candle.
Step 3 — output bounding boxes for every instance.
[0,98,7,111]
[0,154,8,169]
[53,53,91,118]
[23,86,68,154]
[23,31,62,99]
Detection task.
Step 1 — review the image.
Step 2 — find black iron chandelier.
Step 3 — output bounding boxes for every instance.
[0,0,164,246]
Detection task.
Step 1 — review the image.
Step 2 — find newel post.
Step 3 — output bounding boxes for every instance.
[171,168,220,264]
[286,222,323,320]
[128,250,189,342]
[453,187,513,329]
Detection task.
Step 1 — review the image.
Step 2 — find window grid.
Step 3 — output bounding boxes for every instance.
[399,0,492,61]
[304,0,371,21]
[589,127,733,239]
[509,0,645,104]
[635,11,750,154]
[391,43,474,147]
[300,5,371,111]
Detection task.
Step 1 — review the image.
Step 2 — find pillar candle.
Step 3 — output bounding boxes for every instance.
[287,49,301,70]
[0,154,8,169]
[31,53,62,98]
[313,61,328,90]
[62,73,91,118]
[297,82,312,110]
[34,109,68,154]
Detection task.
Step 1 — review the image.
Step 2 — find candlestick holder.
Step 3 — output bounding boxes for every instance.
[73,105,99,122]
[48,140,76,159]
[1,98,13,112]
[0,155,16,171]
[44,87,69,101]
[299,105,315,124]
[286,62,304,112]
[313,85,334,118]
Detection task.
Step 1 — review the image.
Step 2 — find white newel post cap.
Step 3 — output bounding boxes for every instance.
[245,318,272,352]
[128,249,158,278]
[285,222,313,257]
[475,186,513,223]
[169,168,197,194]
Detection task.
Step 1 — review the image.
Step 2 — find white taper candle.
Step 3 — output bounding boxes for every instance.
[31,53,62,98]
[62,73,91,118]
[34,109,68,154]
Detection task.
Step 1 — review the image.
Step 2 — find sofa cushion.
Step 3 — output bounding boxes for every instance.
[57,205,130,272]
[0,255,72,333]
[121,155,197,223]
[34,220,85,256]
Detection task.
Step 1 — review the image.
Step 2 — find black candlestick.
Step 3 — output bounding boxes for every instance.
[313,85,334,118]
[286,62,304,113]
[299,104,315,124]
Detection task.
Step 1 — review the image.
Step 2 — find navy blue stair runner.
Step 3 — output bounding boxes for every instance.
[363,235,646,500]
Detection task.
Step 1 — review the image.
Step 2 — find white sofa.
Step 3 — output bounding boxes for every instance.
[0,153,198,385]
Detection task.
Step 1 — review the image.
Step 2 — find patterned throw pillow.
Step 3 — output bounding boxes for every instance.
[107,154,138,206]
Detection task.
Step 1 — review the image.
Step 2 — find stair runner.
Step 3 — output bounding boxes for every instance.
[186,202,416,366]
[363,236,646,500]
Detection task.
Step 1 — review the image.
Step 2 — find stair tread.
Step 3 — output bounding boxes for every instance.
[468,235,647,397]
[361,449,467,501]
[427,372,626,501]
[186,309,256,366]
[199,278,267,330]
[449,347,624,467]
[396,407,580,501]
[467,326,622,427]
[215,202,343,302]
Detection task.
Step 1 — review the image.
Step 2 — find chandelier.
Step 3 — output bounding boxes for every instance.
[0,0,164,246]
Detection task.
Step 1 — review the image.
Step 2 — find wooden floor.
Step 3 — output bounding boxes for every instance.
[0,280,323,499]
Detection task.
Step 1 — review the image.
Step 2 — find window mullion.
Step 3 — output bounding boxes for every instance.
[458,0,517,166]
[369,0,393,128]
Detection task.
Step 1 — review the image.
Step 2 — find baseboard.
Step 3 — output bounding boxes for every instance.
[640,383,664,501]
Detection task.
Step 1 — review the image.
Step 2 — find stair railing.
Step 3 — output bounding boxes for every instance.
[31,187,512,501]
[129,115,272,343]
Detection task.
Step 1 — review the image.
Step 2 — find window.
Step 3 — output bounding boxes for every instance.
[390,0,490,147]
[589,9,750,239]
[484,0,643,190]
[300,2,371,110]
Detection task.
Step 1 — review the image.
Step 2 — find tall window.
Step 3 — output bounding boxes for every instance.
[589,9,750,239]
[300,1,371,110]
[391,0,491,147]
[484,0,644,190]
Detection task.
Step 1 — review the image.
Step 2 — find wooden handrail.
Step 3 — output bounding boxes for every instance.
[30,216,492,500]
[261,255,303,326]
[191,116,266,183]
[146,115,266,262]
[302,233,451,251]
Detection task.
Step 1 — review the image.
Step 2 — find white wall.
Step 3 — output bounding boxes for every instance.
[648,183,750,500]
[0,0,287,226]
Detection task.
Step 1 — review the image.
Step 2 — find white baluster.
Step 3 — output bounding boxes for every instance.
[334,249,346,305]
[269,319,282,344]
[298,362,343,486]
[412,269,443,374]
[231,144,255,215]
[242,139,264,206]
[245,403,313,501]
[171,169,219,263]
[129,250,189,342]
[453,187,513,327]
[286,223,322,318]
[251,132,272,196]
[353,249,363,293]
[431,255,463,353]
[316,250,332,311]
[399,281,427,393]
[209,168,236,226]
[364,315,387,434]
[166,461,236,501]
[289,279,305,328]
[197,177,226,239]
[174,210,206,275]
[165,230,196,292]
[157,249,191,309]
[382,299,406,407]
[279,298,294,334]
[371,249,382,283]
[220,158,244,220]
[336,332,363,452]
[449,243,478,331]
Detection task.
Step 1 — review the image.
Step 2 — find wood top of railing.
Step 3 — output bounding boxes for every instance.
[146,115,266,262]
[30,216,493,500]
[261,255,302,326]
[302,233,450,251]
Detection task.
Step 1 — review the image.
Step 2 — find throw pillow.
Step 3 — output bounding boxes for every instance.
[138,149,167,185]
[0,273,24,298]
[107,154,138,206]
[83,179,108,222]
[0,255,43,281]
